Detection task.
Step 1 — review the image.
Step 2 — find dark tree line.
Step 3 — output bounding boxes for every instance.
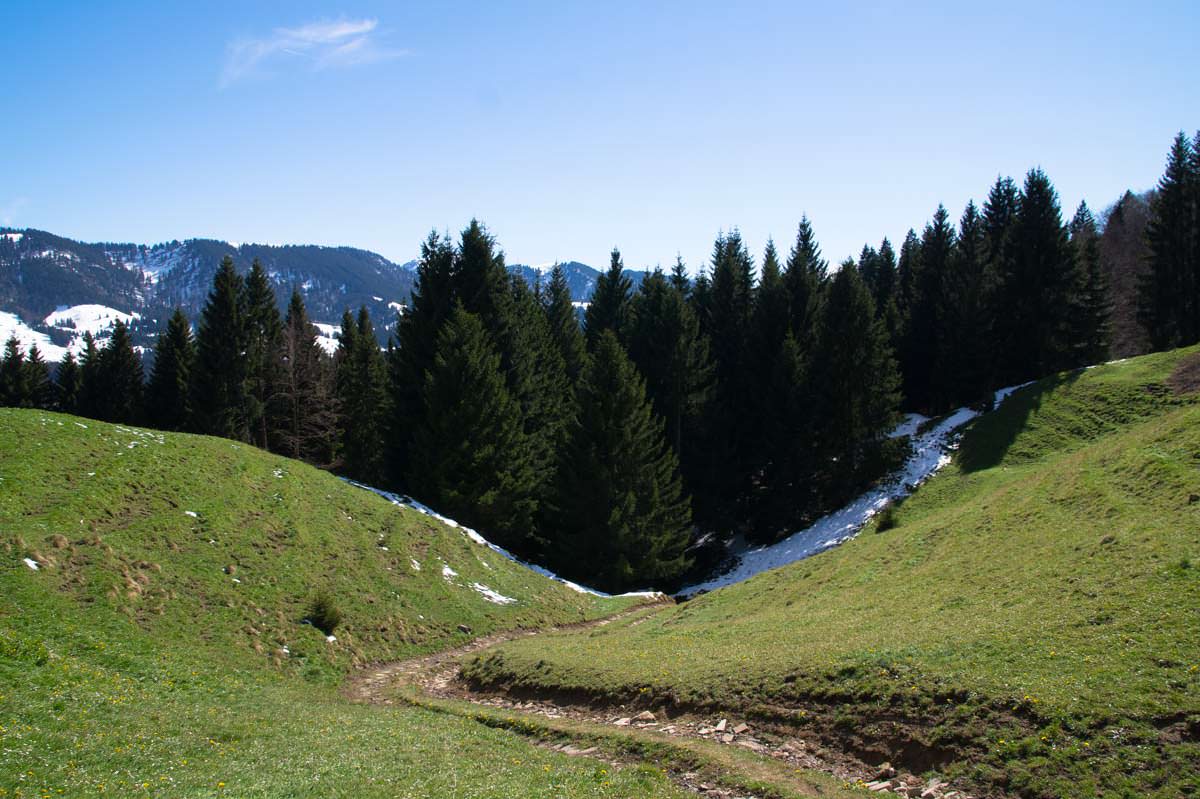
[5,133,1199,591]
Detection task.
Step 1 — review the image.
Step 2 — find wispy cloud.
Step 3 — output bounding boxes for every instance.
[220,18,404,88]
[0,197,28,227]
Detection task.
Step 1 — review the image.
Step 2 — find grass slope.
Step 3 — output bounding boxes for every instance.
[463,348,1200,798]
[0,410,679,798]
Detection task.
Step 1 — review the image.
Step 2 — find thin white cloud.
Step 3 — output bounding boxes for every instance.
[220,18,404,87]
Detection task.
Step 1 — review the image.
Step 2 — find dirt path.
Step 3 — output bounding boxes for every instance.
[344,606,975,799]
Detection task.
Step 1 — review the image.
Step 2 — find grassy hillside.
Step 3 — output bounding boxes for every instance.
[463,347,1200,798]
[0,410,682,798]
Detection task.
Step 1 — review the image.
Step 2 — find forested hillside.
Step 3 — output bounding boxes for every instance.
[4,131,1199,592]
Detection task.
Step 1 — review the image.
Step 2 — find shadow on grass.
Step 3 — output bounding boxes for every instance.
[957,371,1083,474]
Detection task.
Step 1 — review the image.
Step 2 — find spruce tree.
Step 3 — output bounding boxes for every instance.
[335,307,388,483]
[811,263,900,493]
[783,216,827,343]
[407,306,539,554]
[387,232,456,486]
[551,331,692,593]
[76,333,102,419]
[146,308,195,431]
[0,337,28,407]
[626,268,712,460]
[669,255,690,294]
[584,247,634,348]
[748,239,793,479]
[24,345,54,410]
[1068,201,1112,365]
[242,259,284,449]
[543,263,588,385]
[940,201,994,405]
[55,352,80,413]
[902,204,954,411]
[277,290,338,464]
[95,320,143,424]
[192,256,248,439]
[1139,132,1199,350]
[1000,169,1077,379]
[698,231,756,525]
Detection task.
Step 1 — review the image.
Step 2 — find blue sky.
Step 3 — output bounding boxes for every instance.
[2,1,1198,271]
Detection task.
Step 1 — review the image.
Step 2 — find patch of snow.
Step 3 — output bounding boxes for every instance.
[345,479,665,599]
[184,510,198,518]
[388,301,406,314]
[571,301,591,310]
[312,322,340,356]
[273,468,284,478]
[676,382,1036,598]
[410,558,421,571]
[1,232,23,243]
[471,582,517,604]
[372,295,383,302]
[326,634,337,643]
[0,311,68,361]
[44,304,139,335]
[22,557,39,570]
[441,563,458,579]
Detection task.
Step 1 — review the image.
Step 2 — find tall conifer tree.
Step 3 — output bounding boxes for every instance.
[551,331,692,593]
[24,345,54,410]
[335,307,388,483]
[0,337,28,407]
[146,308,195,431]
[584,247,634,348]
[242,259,284,449]
[277,290,338,464]
[55,352,80,413]
[95,320,143,424]
[543,263,587,385]
[192,256,248,439]
[1068,201,1112,365]
[407,306,539,554]
[1139,132,1199,349]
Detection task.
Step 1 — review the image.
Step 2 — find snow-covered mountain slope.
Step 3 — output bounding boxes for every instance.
[0,311,69,361]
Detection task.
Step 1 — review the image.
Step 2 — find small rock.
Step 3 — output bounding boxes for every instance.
[866,780,893,792]
[633,710,656,722]
[921,790,938,799]
[714,719,727,732]
[732,722,749,734]
[720,733,734,744]
[223,564,236,575]
[614,717,632,726]
[457,624,471,634]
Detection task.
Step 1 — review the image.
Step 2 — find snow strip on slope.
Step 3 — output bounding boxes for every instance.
[677,381,1035,598]
[471,582,517,604]
[345,480,665,600]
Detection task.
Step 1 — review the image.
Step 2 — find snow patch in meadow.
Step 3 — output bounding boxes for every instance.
[410,558,421,572]
[441,563,458,580]
[677,382,1036,598]
[471,582,517,605]
[184,510,198,518]
[22,557,39,570]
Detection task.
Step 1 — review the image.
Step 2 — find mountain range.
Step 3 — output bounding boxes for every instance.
[0,228,646,359]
